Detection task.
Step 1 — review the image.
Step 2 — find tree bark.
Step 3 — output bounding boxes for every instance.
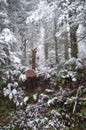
[70,25,78,58]
[32,48,37,70]
[44,43,48,60]
[54,17,59,64]
[64,25,69,60]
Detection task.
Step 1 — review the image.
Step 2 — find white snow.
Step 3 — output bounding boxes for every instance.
[7,83,13,90]
[37,25,45,68]
[12,89,17,95]
[51,110,61,117]
[45,89,54,93]
[11,54,21,64]
[19,74,26,81]
[0,28,16,43]
[47,97,58,106]
[16,101,20,106]
[23,96,29,103]
[77,24,86,59]
[0,11,8,17]
[26,1,53,24]
[0,0,8,5]
[3,88,10,96]
[9,92,13,100]
[13,82,18,88]
[72,77,76,82]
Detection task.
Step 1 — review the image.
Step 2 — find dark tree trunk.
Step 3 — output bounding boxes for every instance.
[32,55,36,69]
[44,43,48,60]
[32,48,37,70]
[54,17,59,64]
[70,25,78,58]
[22,39,27,66]
[64,27,69,60]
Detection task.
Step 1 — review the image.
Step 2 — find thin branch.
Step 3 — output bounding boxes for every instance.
[73,88,80,114]
[79,98,86,101]
[77,35,86,43]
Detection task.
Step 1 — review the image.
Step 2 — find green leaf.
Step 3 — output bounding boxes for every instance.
[32,93,38,101]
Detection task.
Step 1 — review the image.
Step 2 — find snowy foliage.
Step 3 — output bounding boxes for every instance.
[0,28,21,68]
[57,0,86,26]
[19,73,26,81]
[0,0,86,70]
[3,82,29,106]
[57,58,83,81]
[26,1,55,24]
[0,0,23,70]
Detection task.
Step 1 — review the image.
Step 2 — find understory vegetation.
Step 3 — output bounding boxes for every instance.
[0,58,86,130]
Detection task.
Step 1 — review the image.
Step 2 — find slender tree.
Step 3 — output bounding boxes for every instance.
[54,11,59,64]
[70,25,78,58]
[57,0,85,58]
[32,48,37,70]
[64,24,69,60]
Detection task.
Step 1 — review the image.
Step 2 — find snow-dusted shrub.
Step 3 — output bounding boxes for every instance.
[3,81,29,107]
[64,58,83,71]
[56,58,83,82]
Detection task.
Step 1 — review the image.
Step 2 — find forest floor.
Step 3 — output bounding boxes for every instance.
[0,63,86,130]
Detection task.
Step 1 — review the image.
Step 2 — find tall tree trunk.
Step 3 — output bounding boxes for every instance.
[32,48,37,70]
[70,25,78,58]
[44,43,48,60]
[54,17,59,64]
[22,39,27,66]
[64,25,69,60]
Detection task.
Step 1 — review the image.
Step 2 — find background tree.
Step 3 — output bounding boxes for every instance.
[57,0,86,58]
[53,9,59,64]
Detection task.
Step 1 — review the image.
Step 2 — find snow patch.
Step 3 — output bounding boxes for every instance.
[1,28,17,43]
[23,96,29,103]
[19,74,26,81]
[26,1,54,24]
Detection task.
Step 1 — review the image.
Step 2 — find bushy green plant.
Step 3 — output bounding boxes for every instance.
[0,80,6,90]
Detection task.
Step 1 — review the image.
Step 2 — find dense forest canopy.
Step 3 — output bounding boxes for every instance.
[0,0,86,70]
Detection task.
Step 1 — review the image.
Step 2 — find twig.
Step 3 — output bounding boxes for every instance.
[73,88,80,114]
[79,98,86,101]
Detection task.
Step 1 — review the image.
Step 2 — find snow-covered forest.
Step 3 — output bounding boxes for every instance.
[0,0,86,130]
